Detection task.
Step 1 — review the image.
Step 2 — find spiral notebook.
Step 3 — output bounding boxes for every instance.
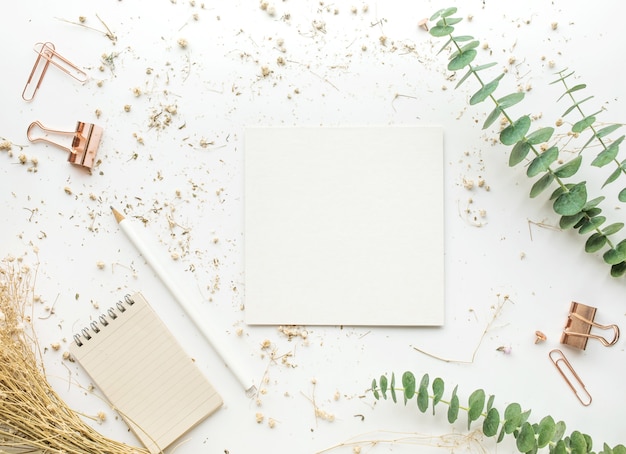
[70,292,223,454]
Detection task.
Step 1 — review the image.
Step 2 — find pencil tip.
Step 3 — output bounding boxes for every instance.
[111,206,125,223]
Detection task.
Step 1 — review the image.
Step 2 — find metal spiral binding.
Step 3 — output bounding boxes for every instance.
[73,294,136,347]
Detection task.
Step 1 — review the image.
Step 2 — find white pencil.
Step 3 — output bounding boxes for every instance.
[111,206,256,396]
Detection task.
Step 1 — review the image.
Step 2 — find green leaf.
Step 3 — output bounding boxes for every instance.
[591,136,624,167]
[530,173,555,198]
[402,371,416,404]
[560,211,585,229]
[612,444,626,454]
[603,222,624,236]
[556,83,586,102]
[619,188,626,202]
[372,379,379,400]
[585,233,607,253]
[554,440,568,454]
[497,92,525,109]
[570,430,588,454]
[469,73,504,105]
[483,106,502,130]
[555,156,582,178]
[537,415,557,448]
[467,389,485,430]
[486,394,495,411]
[439,17,462,26]
[448,385,459,423]
[584,196,605,209]
[572,115,596,133]
[553,421,567,442]
[562,95,594,117]
[553,182,587,216]
[500,115,531,146]
[439,7,458,17]
[448,49,477,70]
[550,69,575,85]
[516,422,537,452]
[509,140,531,166]
[603,165,624,187]
[417,374,429,413]
[579,216,606,234]
[527,146,558,177]
[390,373,397,403]
[430,25,455,37]
[379,375,388,399]
[483,407,500,437]
[526,127,555,145]
[603,240,626,265]
[611,262,626,278]
[595,123,622,139]
[503,402,522,434]
[432,377,444,414]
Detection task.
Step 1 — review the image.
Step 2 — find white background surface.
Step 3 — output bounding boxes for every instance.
[2,1,625,453]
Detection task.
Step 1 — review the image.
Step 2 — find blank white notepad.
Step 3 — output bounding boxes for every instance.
[244,126,444,326]
[70,292,223,453]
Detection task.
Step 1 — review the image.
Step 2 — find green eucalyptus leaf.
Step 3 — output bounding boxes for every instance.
[550,69,575,85]
[448,49,477,70]
[603,222,624,236]
[611,261,626,277]
[584,207,602,218]
[537,415,557,448]
[469,73,504,105]
[497,91,525,109]
[448,385,459,423]
[516,422,537,452]
[619,187,626,202]
[591,136,624,167]
[372,379,380,400]
[603,240,626,265]
[451,35,474,42]
[553,182,587,216]
[379,375,388,399]
[579,216,606,234]
[430,25,455,37]
[440,7,458,17]
[555,156,582,178]
[570,430,588,454]
[390,373,397,403]
[402,371,416,404]
[484,106,502,130]
[603,166,622,187]
[432,377,444,414]
[467,389,485,430]
[417,374,429,413]
[595,123,622,139]
[503,402,522,434]
[560,212,585,230]
[585,233,607,253]
[562,95,594,117]
[556,83,586,102]
[527,146,558,177]
[439,17,462,26]
[430,8,445,20]
[584,196,605,209]
[483,407,500,437]
[486,394,495,412]
[455,67,474,89]
[526,127,555,145]
[553,440,568,454]
[501,115,531,146]
[509,140,531,166]
[553,421,567,442]
[572,115,596,134]
[530,173,555,198]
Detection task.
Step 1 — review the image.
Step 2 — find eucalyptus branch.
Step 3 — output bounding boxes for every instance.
[371,372,626,453]
[429,7,626,277]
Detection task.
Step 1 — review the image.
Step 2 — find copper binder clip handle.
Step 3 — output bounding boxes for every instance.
[27,121,102,170]
[22,42,88,102]
[560,302,620,350]
[549,349,592,406]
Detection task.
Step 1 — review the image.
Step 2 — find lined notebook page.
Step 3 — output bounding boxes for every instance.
[70,292,223,454]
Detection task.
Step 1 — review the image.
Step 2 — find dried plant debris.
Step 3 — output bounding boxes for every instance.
[0,256,149,453]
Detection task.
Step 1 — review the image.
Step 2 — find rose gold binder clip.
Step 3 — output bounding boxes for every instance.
[22,42,88,102]
[27,120,103,170]
[560,301,620,350]
[549,349,592,406]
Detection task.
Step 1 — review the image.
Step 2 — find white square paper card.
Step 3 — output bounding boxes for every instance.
[244,126,444,326]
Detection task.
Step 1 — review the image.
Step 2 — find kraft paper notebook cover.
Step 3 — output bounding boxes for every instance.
[70,292,223,454]
[244,125,444,327]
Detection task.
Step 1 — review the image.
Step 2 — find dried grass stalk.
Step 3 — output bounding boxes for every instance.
[0,256,150,454]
